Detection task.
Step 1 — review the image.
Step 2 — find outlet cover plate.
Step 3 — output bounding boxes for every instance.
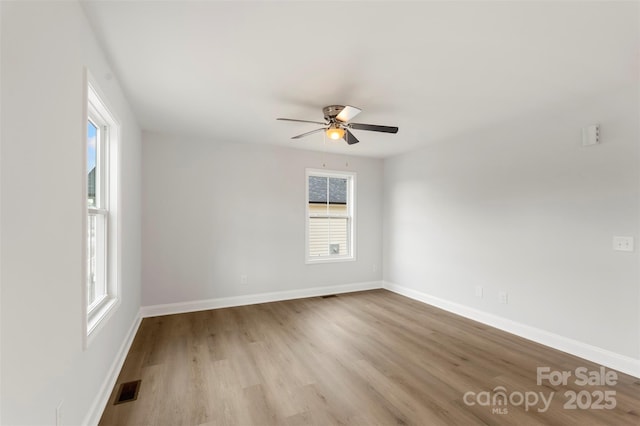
[613,236,634,252]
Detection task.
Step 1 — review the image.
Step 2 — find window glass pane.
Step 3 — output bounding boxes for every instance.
[308,177,347,205]
[307,173,352,260]
[308,217,349,257]
[308,176,328,205]
[87,121,98,207]
[327,203,347,215]
[309,216,329,257]
[87,214,97,305]
[328,217,348,255]
[328,177,347,204]
[88,213,107,308]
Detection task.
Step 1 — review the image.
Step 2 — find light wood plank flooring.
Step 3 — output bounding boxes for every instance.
[100,290,639,425]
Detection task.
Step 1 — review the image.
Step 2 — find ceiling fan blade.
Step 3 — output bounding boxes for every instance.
[277,118,327,125]
[336,105,362,122]
[291,128,326,139]
[349,123,399,133]
[344,129,360,145]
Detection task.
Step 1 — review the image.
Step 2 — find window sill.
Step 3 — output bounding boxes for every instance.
[306,256,356,265]
[86,296,120,347]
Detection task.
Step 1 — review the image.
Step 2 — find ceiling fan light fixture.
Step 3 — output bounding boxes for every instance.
[326,127,344,140]
[278,105,398,145]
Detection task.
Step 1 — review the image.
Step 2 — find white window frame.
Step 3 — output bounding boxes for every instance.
[87,114,109,309]
[305,168,356,264]
[83,71,121,347]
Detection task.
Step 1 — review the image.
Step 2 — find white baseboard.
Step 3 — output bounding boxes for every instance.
[383,281,640,379]
[140,281,383,318]
[83,312,142,426]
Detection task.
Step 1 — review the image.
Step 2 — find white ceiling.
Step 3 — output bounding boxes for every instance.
[81,1,638,158]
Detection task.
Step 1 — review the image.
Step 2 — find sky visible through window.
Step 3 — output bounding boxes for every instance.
[87,121,97,172]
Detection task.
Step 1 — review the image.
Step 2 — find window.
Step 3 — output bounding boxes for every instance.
[85,78,120,342]
[306,169,356,263]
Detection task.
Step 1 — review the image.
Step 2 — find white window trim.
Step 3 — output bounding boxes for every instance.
[87,110,109,312]
[83,70,121,348]
[305,168,356,264]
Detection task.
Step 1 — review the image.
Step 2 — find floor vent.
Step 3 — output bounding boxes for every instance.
[322,295,338,299]
[114,380,141,405]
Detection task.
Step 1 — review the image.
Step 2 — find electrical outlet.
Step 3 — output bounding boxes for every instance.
[499,291,508,304]
[240,274,248,285]
[613,236,634,252]
[56,401,63,426]
[372,264,378,273]
[475,286,483,298]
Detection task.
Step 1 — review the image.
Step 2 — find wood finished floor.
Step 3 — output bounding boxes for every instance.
[100,290,640,425]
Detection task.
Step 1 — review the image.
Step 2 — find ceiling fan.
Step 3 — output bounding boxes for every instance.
[277,105,398,145]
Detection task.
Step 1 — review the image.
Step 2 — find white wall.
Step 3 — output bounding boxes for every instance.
[0,2,141,425]
[384,83,639,362]
[142,132,382,306]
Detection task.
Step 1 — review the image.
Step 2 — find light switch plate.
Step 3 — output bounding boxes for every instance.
[613,236,634,252]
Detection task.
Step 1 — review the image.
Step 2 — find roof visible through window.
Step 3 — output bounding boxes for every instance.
[308,176,347,204]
